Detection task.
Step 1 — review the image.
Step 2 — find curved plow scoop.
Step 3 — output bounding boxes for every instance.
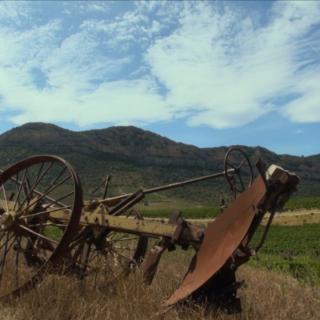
[164,176,267,306]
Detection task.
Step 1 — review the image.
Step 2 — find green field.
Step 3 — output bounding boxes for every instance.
[284,197,320,211]
[139,196,320,219]
[249,224,320,284]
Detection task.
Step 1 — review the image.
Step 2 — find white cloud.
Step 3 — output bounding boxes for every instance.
[7,78,170,126]
[282,91,320,124]
[0,1,30,21]
[80,7,165,50]
[0,9,170,126]
[146,1,320,128]
[0,20,61,70]
[281,64,320,123]
[63,1,110,15]
[0,1,319,129]
[85,2,110,13]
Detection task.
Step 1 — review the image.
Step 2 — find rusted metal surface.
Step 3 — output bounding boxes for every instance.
[164,176,266,306]
[142,241,167,284]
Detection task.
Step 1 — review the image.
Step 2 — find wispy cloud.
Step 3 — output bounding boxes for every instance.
[147,1,320,128]
[0,1,319,129]
[0,2,169,126]
[0,1,30,22]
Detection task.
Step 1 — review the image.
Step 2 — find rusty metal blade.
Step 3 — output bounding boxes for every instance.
[164,176,266,306]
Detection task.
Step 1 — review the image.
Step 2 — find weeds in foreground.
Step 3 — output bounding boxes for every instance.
[0,256,319,320]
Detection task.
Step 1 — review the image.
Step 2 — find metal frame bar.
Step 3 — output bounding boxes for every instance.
[97,168,235,207]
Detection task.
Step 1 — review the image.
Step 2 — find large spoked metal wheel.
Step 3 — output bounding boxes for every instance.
[0,155,82,299]
[224,148,254,197]
[70,210,148,289]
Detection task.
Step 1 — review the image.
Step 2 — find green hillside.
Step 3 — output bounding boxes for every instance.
[0,123,319,206]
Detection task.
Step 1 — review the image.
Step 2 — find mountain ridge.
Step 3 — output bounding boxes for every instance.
[3,122,319,157]
[0,122,319,203]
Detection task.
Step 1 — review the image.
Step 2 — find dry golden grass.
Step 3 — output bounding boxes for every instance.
[0,248,319,320]
[266,209,320,225]
[175,209,320,226]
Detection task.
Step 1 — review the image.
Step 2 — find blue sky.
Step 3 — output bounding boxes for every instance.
[0,1,319,156]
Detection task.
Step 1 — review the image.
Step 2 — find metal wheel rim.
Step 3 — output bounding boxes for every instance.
[224,148,254,196]
[0,155,82,299]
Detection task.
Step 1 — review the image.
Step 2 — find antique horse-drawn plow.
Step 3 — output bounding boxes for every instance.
[0,148,299,312]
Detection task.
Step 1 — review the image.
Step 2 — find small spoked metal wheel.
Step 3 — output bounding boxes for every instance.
[0,155,82,299]
[70,210,148,289]
[224,148,254,197]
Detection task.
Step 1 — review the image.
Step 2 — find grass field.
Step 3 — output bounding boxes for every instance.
[0,206,319,319]
[249,223,320,285]
[138,196,320,219]
[0,251,319,320]
[284,197,320,211]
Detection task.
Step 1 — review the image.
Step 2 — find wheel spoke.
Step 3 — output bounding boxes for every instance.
[42,190,74,210]
[238,173,245,190]
[15,168,33,211]
[1,185,9,213]
[32,162,46,192]
[225,148,253,197]
[22,173,71,214]
[25,161,54,200]
[18,225,58,245]
[227,162,237,170]
[0,155,80,299]
[110,237,139,242]
[13,171,26,211]
[237,159,246,170]
[12,163,51,212]
[18,205,71,220]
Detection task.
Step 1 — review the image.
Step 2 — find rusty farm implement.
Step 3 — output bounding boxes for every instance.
[0,148,299,312]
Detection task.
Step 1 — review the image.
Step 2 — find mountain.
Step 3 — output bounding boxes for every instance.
[0,122,319,204]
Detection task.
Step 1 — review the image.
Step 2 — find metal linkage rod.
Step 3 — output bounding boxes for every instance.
[98,168,235,205]
[144,169,234,194]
